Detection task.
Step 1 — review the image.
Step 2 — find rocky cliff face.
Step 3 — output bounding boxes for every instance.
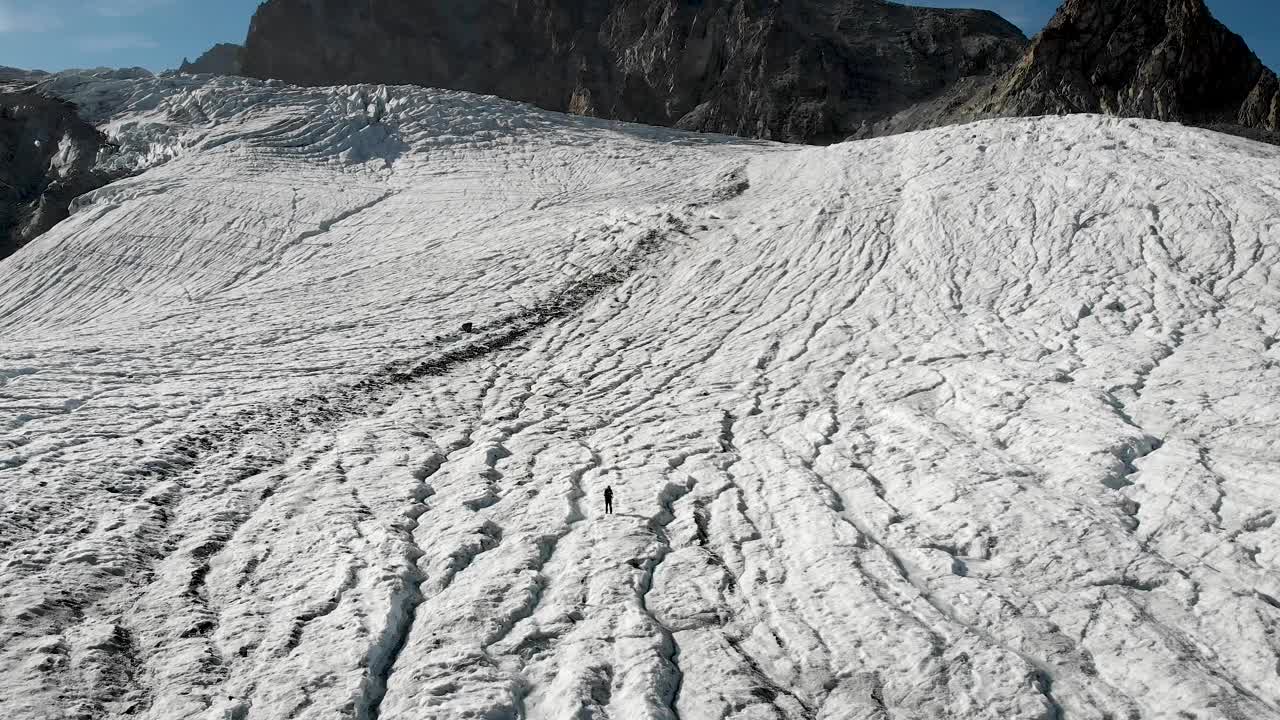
[242,0,1278,145]
[863,0,1280,140]
[241,0,1028,144]
[0,67,49,83]
[986,0,1278,132]
[178,43,244,76]
[0,93,118,260]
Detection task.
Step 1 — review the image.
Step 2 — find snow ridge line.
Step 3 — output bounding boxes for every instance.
[640,473,697,720]
[478,447,596,664]
[788,406,1073,716]
[707,387,831,715]
[815,462,1069,719]
[355,567,425,720]
[725,636,814,718]
[282,564,360,656]
[354,452,442,720]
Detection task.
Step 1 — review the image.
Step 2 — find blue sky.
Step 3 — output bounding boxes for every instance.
[0,0,261,71]
[1,0,1277,74]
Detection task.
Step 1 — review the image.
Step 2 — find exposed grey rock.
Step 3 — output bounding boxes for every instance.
[986,0,1278,131]
[178,44,245,77]
[0,67,49,82]
[238,0,1279,145]
[0,67,50,95]
[0,93,123,260]
[241,0,1028,144]
[863,0,1279,141]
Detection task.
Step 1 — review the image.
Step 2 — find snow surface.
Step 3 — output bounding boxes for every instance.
[2,74,1280,720]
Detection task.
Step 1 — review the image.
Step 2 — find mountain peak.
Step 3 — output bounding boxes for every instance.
[177,43,244,77]
[987,0,1278,132]
[240,0,1028,144]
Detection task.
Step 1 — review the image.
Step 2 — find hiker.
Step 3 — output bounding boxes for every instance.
[604,486,614,514]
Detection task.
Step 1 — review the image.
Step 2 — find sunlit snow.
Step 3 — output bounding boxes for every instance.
[2,73,1279,720]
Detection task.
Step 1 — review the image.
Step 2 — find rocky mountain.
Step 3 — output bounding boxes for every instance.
[0,92,121,261]
[6,0,1278,258]
[987,0,1277,131]
[241,0,1028,144]
[0,68,50,96]
[862,0,1280,140]
[177,43,244,76]
[240,0,1278,145]
[0,67,49,82]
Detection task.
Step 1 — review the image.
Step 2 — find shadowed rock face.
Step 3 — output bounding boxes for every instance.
[241,0,1028,143]
[856,0,1280,143]
[0,93,116,260]
[986,0,1278,131]
[178,44,245,76]
[0,67,49,83]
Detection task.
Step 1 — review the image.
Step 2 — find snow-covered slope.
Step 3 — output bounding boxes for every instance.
[2,75,1279,720]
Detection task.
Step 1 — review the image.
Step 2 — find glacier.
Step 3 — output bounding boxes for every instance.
[1,73,1279,720]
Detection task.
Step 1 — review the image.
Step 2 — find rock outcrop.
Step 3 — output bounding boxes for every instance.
[241,0,1028,144]
[0,67,49,82]
[987,0,1278,132]
[178,44,244,76]
[240,0,1278,145]
[0,67,50,95]
[864,0,1279,141]
[0,93,119,260]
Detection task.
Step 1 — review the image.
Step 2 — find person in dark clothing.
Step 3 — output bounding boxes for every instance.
[604,486,614,514]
